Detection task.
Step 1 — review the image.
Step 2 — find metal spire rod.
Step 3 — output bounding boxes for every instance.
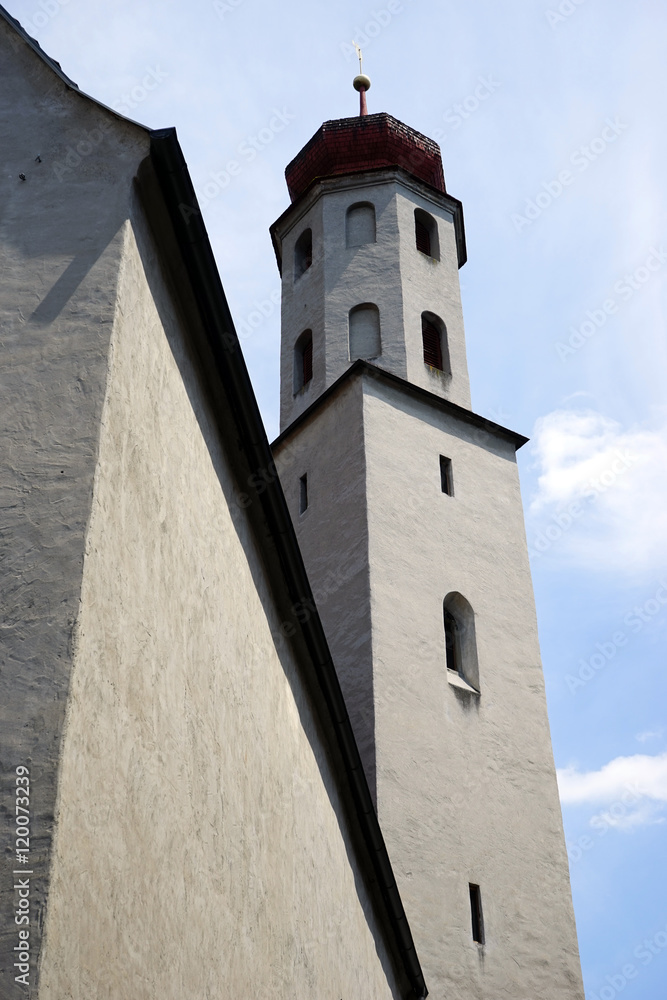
[352,43,371,117]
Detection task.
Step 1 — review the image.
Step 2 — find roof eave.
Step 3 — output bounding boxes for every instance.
[269,165,467,271]
[272,360,529,452]
[148,126,428,1000]
[0,3,150,132]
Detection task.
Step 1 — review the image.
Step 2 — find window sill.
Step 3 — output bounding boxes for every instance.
[447,670,479,695]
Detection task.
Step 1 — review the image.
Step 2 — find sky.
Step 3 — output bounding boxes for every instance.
[5,0,666,996]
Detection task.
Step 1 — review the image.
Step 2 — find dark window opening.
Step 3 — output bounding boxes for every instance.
[443,593,480,690]
[415,218,431,256]
[469,884,485,944]
[302,337,313,385]
[444,608,460,674]
[299,474,308,514]
[294,228,313,280]
[414,209,440,260]
[422,320,443,370]
[294,330,313,393]
[440,456,454,496]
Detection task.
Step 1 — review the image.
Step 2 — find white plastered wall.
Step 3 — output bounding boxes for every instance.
[362,379,584,1000]
[394,187,471,407]
[37,209,403,1000]
[274,370,584,1000]
[277,173,471,435]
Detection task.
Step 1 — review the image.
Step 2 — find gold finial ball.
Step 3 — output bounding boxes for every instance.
[353,74,371,92]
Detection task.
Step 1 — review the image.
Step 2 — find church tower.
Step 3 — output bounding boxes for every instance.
[271,75,584,1000]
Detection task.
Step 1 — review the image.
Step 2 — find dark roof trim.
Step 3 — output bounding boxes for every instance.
[269,165,466,273]
[272,360,529,452]
[148,126,427,1000]
[0,4,148,130]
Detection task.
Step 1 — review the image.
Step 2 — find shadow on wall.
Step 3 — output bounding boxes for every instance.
[131,182,395,987]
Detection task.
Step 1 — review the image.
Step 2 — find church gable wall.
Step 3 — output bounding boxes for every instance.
[0,17,149,988]
[36,204,402,1000]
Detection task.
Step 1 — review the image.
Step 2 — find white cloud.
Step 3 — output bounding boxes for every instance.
[558,752,667,829]
[636,729,664,744]
[591,803,665,831]
[528,409,667,574]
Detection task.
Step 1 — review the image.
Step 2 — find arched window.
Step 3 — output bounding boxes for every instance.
[414,208,440,260]
[422,312,450,373]
[293,329,313,392]
[294,228,313,281]
[443,593,479,691]
[349,304,381,361]
[346,202,376,248]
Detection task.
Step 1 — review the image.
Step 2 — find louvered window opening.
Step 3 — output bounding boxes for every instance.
[422,321,443,370]
[302,337,313,385]
[415,219,431,256]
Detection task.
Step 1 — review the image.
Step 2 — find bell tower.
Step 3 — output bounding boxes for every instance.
[271,75,584,1000]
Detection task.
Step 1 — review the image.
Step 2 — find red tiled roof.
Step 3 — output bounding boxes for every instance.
[285,113,446,202]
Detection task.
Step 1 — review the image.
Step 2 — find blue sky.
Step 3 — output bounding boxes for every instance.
[6,0,666,995]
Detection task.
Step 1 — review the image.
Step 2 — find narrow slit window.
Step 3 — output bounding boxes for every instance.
[299,474,308,514]
[469,884,484,944]
[293,330,313,393]
[302,337,313,385]
[440,456,453,496]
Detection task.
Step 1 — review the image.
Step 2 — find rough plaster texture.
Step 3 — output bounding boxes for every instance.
[275,171,471,432]
[364,381,583,1000]
[273,378,377,799]
[0,19,149,988]
[394,188,471,406]
[275,370,584,1000]
[36,208,402,1000]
